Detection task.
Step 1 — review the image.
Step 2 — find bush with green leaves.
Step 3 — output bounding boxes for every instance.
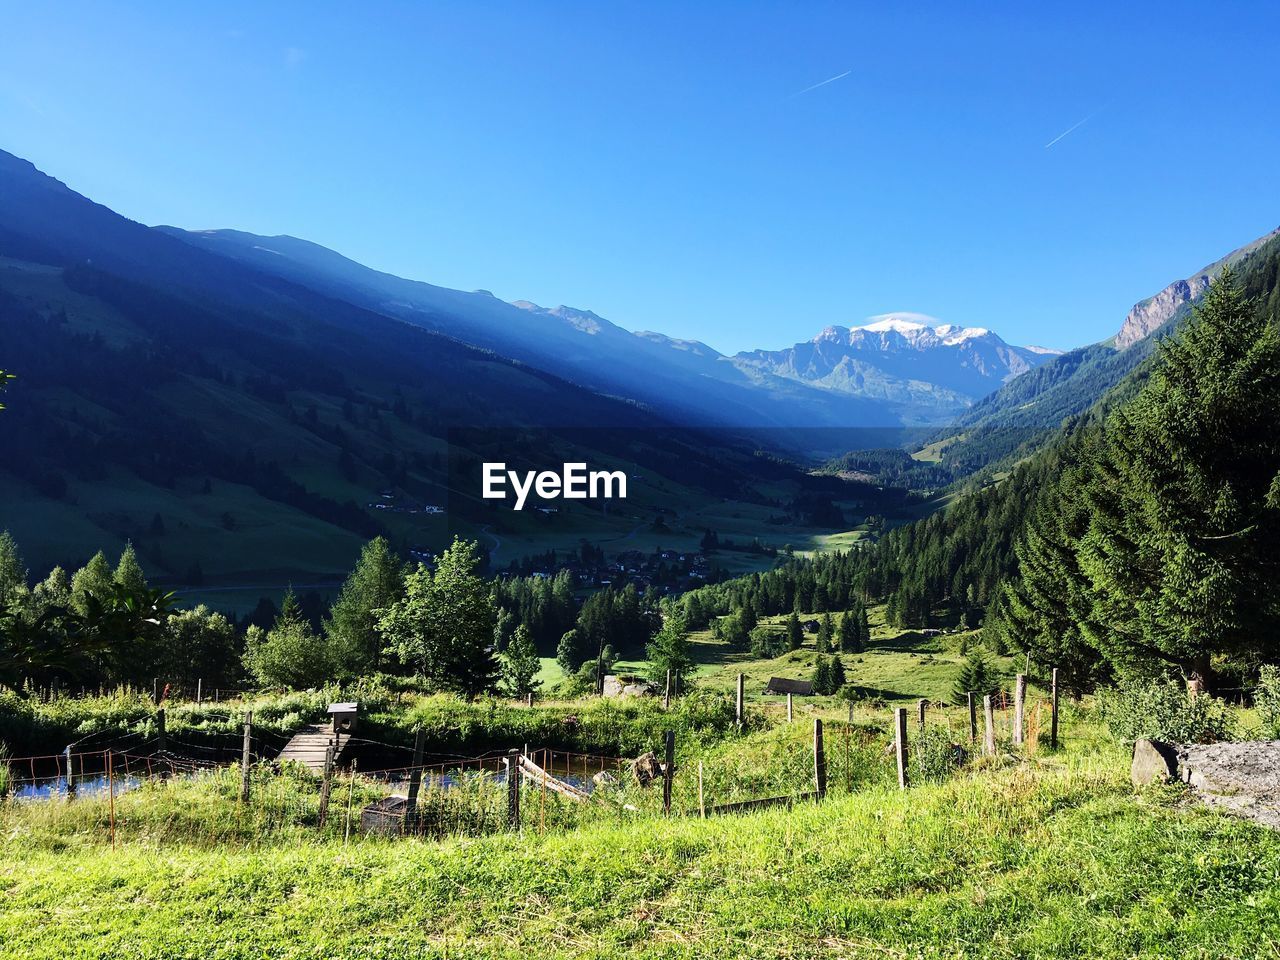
[1097,678,1234,746]
[911,724,966,784]
[1255,666,1280,739]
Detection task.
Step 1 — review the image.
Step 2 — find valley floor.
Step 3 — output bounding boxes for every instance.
[2,742,1278,959]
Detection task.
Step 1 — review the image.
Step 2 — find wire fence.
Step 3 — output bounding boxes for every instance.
[0,670,1070,848]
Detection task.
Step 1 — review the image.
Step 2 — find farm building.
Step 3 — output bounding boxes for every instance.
[764,677,814,697]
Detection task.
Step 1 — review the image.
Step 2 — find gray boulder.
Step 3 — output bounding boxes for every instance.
[1131,738,1179,786]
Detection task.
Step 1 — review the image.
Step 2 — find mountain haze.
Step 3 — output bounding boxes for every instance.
[158,228,1056,432]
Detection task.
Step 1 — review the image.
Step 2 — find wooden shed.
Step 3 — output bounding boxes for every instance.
[764,677,814,697]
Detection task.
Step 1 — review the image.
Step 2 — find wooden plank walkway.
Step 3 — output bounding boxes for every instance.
[517,754,591,802]
[276,724,349,774]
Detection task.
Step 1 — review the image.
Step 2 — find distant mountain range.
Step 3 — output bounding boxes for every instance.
[920,225,1280,477]
[157,228,1059,429]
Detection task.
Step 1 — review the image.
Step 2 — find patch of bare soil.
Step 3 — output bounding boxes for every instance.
[1178,741,1280,830]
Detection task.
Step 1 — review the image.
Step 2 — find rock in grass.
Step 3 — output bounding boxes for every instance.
[1132,738,1179,786]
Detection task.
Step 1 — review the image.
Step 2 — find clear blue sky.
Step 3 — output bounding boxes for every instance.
[2,2,1278,353]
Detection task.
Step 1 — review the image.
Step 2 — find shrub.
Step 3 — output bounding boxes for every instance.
[911,725,966,784]
[1097,678,1234,746]
[1255,666,1280,739]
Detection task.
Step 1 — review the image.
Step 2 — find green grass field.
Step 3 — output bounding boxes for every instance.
[2,721,1278,959]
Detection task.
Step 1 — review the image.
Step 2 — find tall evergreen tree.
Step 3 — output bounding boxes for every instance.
[325,536,405,674]
[501,623,541,698]
[786,611,804,651]
[112,544,147,595]
[813,654,832,695]
[0,531,26,607]
[1077,269,1280,685]
[952,647,999,705]
[816,611,833,653]
[647,610,695,690]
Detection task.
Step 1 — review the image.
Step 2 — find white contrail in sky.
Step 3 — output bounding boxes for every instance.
[791,69,852,98]
[1044,111,1099,149]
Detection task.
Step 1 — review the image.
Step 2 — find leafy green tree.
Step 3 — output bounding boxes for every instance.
[1077,269,1280,686]
[325,536,405,674]
[646,610,695,690]
[493,607,516,654]
[243,622,330,689]
[162,605,240,686]
[501,623,541,698]
[70,551,113,617]
[113,544,148,595]
[32,566,70,610]
[952,647,1000,705]
[377,538,498,698]
[0,531,26,607]
[556,628,590,675]
[749,624,786,659]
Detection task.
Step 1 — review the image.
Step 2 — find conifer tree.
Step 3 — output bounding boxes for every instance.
[647,610,695,690]
[813,654,832,695]
[325,536,405,674]
[501,623,541,698]
[112,544,147,595]
[0,531,26,607]
[1077,269,1280,685]
[786,611,804,651]
[952,647,999,705]
[829,654,846,692]
[816,611,833,653]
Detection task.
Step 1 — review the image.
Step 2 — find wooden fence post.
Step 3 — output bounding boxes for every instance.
[526,691,534,708]
[983,695,996,755]
[662,729,675,816]
[787,692,793,722]
[152,677,159,704]
[405,729,426,834]
[155,708,166,754]
[506,748,522,832]
[317,740,336,829]
[65,745,76,802]
[240,712,253,804]
[1050,667,1060,750]
[106,750,116,849]
[813,718,826,799]
[344,759,358,845]
[196,678,203,705]
[894,708,909,790]
[917,698,927,731]
[698,760,705,819]
[664,669,671,711]
[1013,674,1026,746]
[967,692,977,744]
[735,674,745,727]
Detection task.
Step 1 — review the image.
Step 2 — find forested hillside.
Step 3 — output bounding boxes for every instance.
[0,151,882,586]
[683,239,1280,695]
[924,228,1280,479]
